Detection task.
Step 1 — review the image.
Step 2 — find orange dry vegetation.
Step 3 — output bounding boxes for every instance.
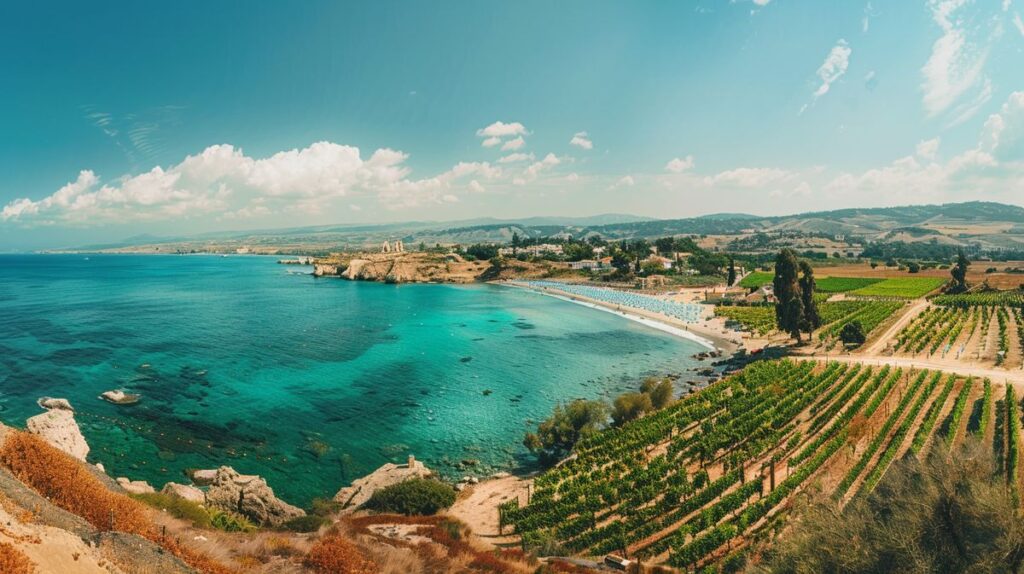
[0,541,35,574]
[0,430,236,574]
[304,533,378,574]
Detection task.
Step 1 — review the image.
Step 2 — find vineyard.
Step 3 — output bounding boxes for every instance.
[715,299,903,345]
[502,359,1016,569]
[891,300,1024,369]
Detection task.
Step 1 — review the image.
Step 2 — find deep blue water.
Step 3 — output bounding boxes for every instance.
[0,254,701,505]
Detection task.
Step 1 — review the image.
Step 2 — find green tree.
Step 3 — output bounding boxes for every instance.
[727,256,737,287]
[773,249,805,341]
[641,378,674,409]
[798,260,821,334]
[839,321,866,346]
[655,237,676,255]
[511,231,521,256]
[523,400,608,464]
[611,392,653,426]
[949,250,970,293]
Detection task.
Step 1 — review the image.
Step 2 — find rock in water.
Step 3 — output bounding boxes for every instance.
[190,469,218,486]
[205,466,305,526]
[27,401,90,461]
[161,482,206,504]
[100,390,141,405]
[37,397,74,411]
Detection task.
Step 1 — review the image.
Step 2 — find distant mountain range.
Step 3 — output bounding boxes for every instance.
[65,201,1024,254]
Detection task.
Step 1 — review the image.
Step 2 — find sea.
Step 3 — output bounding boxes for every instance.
[0,254,704,505]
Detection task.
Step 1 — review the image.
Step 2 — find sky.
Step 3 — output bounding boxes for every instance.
[1,0,1023,250]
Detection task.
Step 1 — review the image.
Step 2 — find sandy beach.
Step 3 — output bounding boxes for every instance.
[499,280,744,355]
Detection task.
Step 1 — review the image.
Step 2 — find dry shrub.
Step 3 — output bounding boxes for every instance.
[0,431,235,574]
[0,541,35,574]
[305,532,378,574]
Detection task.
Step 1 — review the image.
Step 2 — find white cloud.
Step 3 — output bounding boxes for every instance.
[1014,13,1024,36]
[703,167,795,188]
[980,91,1024,160]
[482,136,502,148]
[476,121,527,139]
[921,0,991,120]
[812,39,852,100]
[524,153,562,180]
[501,136,526,151]
[468,180,485,193]
[498,153,535,164]
[916,138,941,161]
[665,156,695,173]
[1,141,508,223]
[613,175,635,188]
[569,131,593,150]
[565,172,580,182]
[753,0,771,5]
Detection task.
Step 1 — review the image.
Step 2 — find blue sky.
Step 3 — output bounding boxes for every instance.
[2,0,1023,249]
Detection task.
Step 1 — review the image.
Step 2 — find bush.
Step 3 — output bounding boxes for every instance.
[364,479,456,515]
[281,514,331,533]
[611,392,653,426]
[209,509,256,533]
[304,532,377,574]
[839,321,867,346]
[132,492,212,528]
[0,542,34,574]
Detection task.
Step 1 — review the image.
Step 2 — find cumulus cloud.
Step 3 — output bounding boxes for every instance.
[524,153,562,180]
[501,136,525,151]
[703,167,795,188]
[1,141,505,223]
[665,156,695,173]
[569,131,593,150]
[498,153,535,164]
[921,0,992,121]
[477,121,528,149]
[1014,12,1024,36]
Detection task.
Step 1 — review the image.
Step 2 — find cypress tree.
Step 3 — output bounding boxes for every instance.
[773,249,804,341]
[727,257,737,286]
[950,250,969,293]
[799,260,821,333]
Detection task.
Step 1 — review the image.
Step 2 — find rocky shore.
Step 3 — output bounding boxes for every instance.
[311,251,560,284]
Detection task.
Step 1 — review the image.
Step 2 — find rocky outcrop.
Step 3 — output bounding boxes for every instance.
[205,466,304,526]
[334,455,433,510]
[189,469,218,486]
[27,400,89,462]
[116,477,155,495]
[101,390,141,405]
[161,482,205,504]
[313,263,342,277]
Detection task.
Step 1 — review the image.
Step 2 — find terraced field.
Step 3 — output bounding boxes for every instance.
[503,359,1015,569]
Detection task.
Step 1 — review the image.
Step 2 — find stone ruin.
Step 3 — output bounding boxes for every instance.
[381,239,405,254]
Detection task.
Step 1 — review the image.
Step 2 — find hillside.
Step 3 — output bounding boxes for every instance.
[54,201,1024,255]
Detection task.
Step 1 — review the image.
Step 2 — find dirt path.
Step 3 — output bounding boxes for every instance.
[864,299,930,355]
[806,355,1024,387]
[448,475,531,547]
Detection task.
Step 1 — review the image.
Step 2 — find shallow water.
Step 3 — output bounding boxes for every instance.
[0,254,702,505]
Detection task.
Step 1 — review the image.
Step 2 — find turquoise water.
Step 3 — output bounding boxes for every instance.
[0,254,702,506]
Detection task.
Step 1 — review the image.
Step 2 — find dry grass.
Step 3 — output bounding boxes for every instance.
[0,430,236,574]
[0,541,36,574]
[304,531,378,574]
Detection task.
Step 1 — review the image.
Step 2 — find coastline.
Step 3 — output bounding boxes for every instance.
[499,280,741,354]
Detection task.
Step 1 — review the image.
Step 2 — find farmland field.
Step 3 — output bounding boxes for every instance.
[850,277,947,298]
[738,271,774,289]
[504,359,1011,569]
[815,276,882,293]
[717,299,903,344]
